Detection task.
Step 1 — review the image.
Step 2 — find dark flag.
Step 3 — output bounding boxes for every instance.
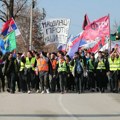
[82,14,90,30]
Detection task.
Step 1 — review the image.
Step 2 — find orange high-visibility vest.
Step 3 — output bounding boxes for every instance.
[37,58,49,72]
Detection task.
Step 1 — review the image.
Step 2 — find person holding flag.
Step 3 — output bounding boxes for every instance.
[0,18,18,93]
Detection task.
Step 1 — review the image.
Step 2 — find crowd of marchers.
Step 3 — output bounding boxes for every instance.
[0,47,120,94]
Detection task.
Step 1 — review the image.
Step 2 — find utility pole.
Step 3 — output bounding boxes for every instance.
[29,0,36,50]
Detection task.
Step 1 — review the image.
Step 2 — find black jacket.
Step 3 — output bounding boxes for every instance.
[4,57,19,75]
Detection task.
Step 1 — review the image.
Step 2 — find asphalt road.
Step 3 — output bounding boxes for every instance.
[0,92,120,120]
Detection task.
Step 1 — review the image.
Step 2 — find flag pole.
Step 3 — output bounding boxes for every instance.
[19,31,27,46]
[16,29,27,47]
[29,0,33,51]
[108,14,111,53]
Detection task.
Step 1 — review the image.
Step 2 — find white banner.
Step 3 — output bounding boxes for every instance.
[41,18,70,45]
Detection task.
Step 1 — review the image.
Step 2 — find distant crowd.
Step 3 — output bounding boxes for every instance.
[0,47,120,94]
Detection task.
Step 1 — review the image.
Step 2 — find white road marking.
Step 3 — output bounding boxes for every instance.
[58,95,80,120]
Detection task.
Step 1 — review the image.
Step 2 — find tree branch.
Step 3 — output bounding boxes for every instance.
[0,9,7,21]
[0,9,6,16]
[0,17,6,22]
[14,0,27,18]
[0,0,9,8]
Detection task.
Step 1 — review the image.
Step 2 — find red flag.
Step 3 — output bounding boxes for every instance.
[81,15,110,53]
[82,15,110,40]
[1,18,17,36]
[82,14,90,30]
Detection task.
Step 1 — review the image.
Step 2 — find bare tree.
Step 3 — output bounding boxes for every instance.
[0,0,28,21]
[0,0,46,52]
[111,20,120,33]
[16,6,46,51]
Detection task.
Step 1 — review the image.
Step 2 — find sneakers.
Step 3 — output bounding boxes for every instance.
[28,90,31,94]
[41,91,45,94]
[36,90,40,93]
[41,89,50,94]
[46,89,50,94]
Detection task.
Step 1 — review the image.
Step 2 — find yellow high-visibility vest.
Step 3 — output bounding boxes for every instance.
[20,61,25,71]
[97,60,105,70]
[25,57,36,70]
[114,57,120,70]
[58,60,67,72]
